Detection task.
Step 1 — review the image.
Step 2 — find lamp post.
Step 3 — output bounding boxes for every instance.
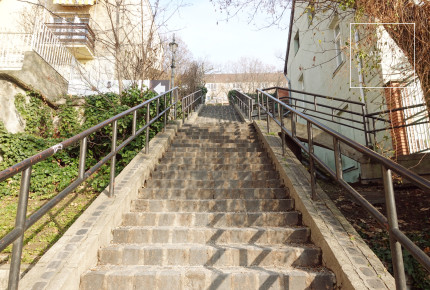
[169,34,178,118]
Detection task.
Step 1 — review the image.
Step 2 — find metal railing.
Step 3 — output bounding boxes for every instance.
[45,23,96,53]
[0,87,204,290]
[262,87,370,147]
[182,90,205,122]
[0,32,33,69]
[229,90,253,120]
[231,89,430,290]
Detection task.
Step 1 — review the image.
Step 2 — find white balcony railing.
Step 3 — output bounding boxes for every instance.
[0,32,32,69]
[0,22,78,81]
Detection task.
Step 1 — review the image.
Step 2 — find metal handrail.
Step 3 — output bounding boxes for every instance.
[0,87,204,290]
[262,86,370,147]
[230,90,253,121]
[235,89,430,290]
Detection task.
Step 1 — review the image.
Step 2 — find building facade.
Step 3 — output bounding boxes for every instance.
[205,73,287,104]
[285,0,429,182]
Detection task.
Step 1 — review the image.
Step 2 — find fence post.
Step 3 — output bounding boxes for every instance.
[78,137,87,180]
[8,166,32,290]
[146,103,150,154]
[266,95,270,133]
[109,120,118,197]
[280,106,285,156]
[333,137,342,180]
[362,105,369,147]
[307,122,316,200]
[382,166,407,290]
[257,92,261,120]
[163,94,167,132]
[132,110,137,136]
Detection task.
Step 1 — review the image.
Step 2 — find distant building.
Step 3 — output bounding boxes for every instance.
[204,73,287,104]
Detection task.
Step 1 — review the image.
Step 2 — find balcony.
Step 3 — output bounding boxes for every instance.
[46,23,95,60]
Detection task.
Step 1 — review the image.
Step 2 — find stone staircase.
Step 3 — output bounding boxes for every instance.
[80,106,336,289]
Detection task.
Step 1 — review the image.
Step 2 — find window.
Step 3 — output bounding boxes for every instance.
[333,23,343,67]
[294,30,300,55]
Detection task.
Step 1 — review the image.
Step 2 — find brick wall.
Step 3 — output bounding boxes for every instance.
[384,82,409,157]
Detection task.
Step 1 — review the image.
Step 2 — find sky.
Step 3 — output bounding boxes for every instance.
[153,0,290,73]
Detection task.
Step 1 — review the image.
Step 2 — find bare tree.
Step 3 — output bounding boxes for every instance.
[211,0,430,114]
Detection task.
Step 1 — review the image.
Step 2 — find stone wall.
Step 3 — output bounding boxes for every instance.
[0,51,68,133]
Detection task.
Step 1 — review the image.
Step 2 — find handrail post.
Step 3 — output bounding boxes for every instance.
[248,98,251,121]
[307,121,317,200]
[174,89,177,120]
[362,105,369,147]
[333,137,342,180]
[280,106,285,156]
[109,120,117,197]
[257,92,261,120]
[291,111,296,139]
[132,110,137,136]
[266,95,270,133]
[145,103,150,154]
[78,137,87,180]
[382,166,407,290]
[8,166,32,290]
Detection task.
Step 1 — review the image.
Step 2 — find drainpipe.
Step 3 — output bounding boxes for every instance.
[354,28,370,147]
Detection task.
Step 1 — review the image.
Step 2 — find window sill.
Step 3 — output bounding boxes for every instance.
[332,60,345,78]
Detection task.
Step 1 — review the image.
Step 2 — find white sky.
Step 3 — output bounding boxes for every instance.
[153,0,290,72]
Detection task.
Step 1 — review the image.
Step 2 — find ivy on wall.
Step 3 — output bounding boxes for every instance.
[0,87,167,198]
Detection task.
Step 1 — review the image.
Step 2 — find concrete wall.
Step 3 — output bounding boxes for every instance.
[0,51,68,133]
[0,80,25,133]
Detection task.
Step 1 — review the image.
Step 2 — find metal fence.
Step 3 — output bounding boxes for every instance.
[0,88,204,290]
[230,89,430,290]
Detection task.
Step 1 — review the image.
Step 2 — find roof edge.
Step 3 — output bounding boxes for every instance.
[283,0,296,75]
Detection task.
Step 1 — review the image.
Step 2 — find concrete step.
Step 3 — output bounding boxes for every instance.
[154,163,275,172]
[130,199,293,213]
[112,226,310,245]
[167,147,264,153]
[81,265,335,290]
[175,132,257,138]
[174,135,259,141]
[159,156,272,165]
[151,170,279,181]
[98,244,321,268]
[177,127,255,132]
[145,179,284,189]
[162,151,268,158]
[138,188,288,200]
[170,142,261,148]
[170,138,261,144]
[122,212,300,227]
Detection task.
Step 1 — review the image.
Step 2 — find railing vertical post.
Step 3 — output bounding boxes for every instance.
[174,89,177,120]
[78,137,87,180]
[333,137,342,180]
[8,166,32,290]
[157,98,160,119]
[145,103,150,154]
[163,94,167,132]
[248,98,251,121]
[362,105,369,147]
[307,121,316,200]
[257,92,261,120]
[266,95,270,133]
[277,88,281,120]
[280,106,285,156]
[291,111,296,139]
[109,120,117,197]
[132,110,137,136]
[382,166,407,290]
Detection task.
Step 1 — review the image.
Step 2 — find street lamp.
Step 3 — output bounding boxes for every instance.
[169,34,178,118]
